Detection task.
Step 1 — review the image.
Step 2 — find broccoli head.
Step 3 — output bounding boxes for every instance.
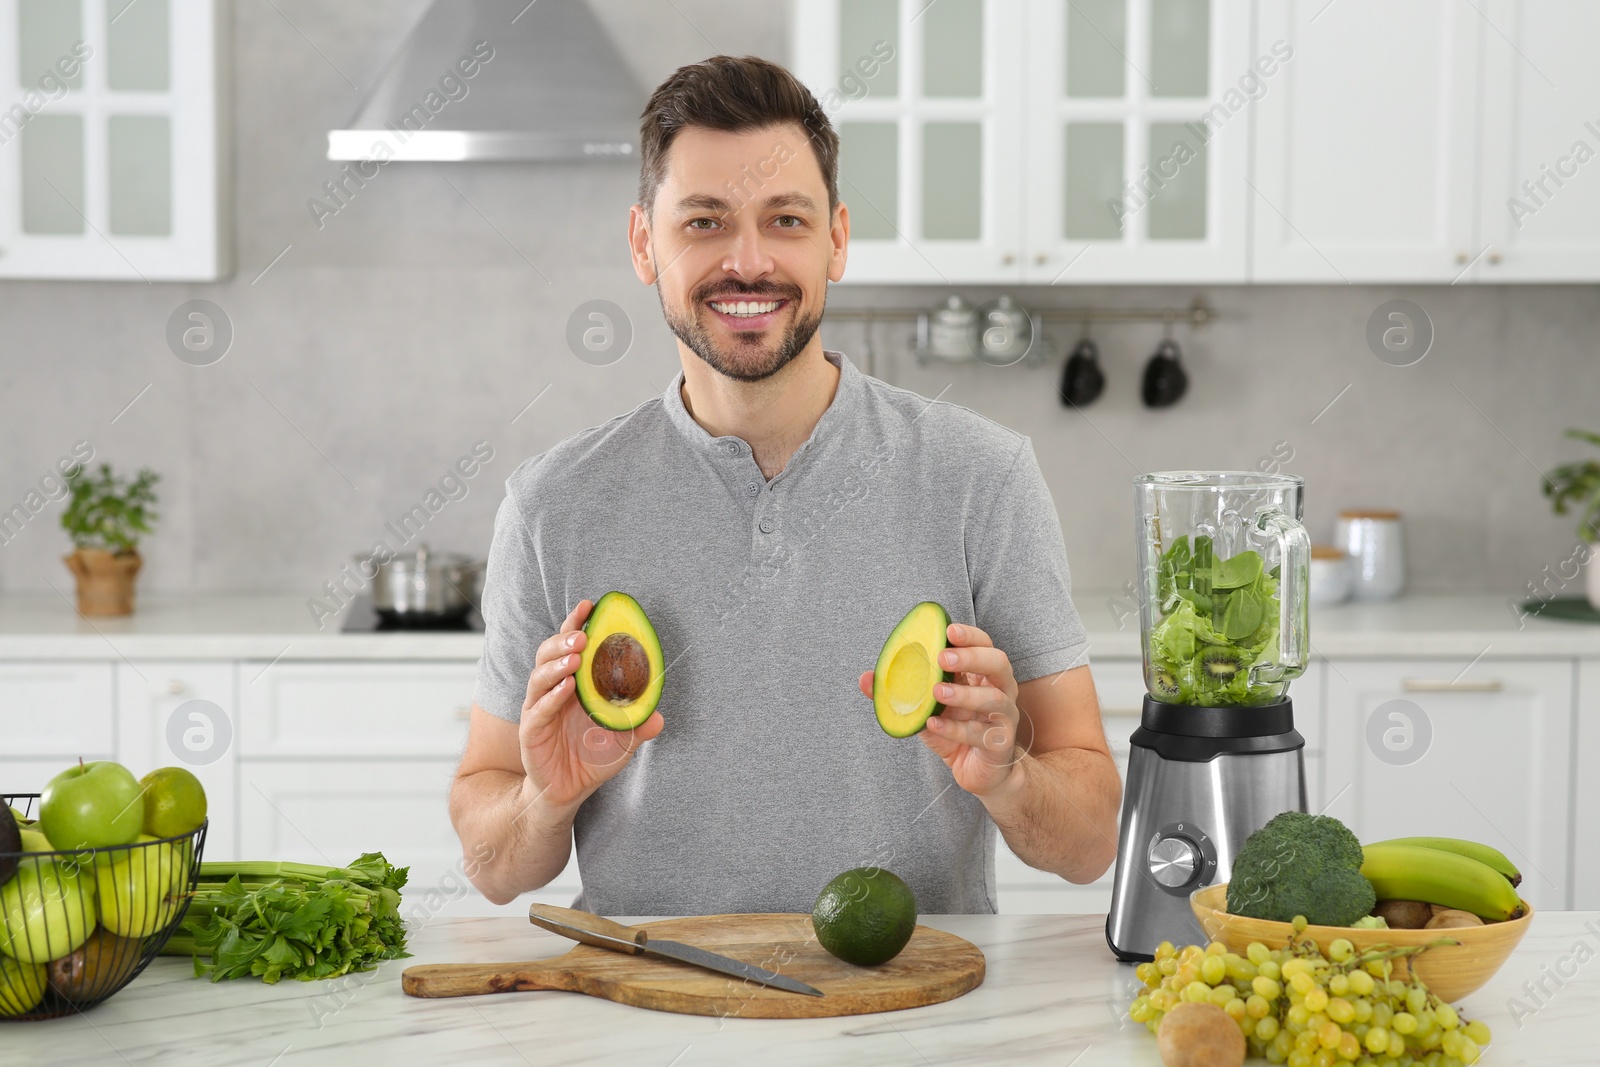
[1225,811,1376,927]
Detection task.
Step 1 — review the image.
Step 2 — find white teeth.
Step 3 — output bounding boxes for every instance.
[710,300,780,316]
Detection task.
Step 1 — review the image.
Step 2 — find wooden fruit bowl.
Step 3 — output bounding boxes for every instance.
[1190,883,1532,1003]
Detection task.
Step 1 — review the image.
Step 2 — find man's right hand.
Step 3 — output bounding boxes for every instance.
[518,599,665,811]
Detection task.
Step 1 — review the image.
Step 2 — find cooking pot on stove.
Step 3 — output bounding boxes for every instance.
[364,543,485,619]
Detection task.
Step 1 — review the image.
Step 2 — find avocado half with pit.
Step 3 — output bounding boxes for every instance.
[575,591,664,731]
[873,602,953,738]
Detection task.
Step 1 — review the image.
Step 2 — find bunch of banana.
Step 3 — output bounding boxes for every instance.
[1361,837,1525,923]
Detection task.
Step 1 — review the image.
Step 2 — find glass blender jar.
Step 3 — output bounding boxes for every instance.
[1106,472,1312,960]
[1135,472,1310,707]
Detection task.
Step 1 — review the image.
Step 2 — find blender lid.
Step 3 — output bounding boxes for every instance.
[1138,470,1304,489]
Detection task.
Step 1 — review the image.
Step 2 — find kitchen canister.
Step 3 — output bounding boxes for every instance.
[1334,509,1405,600]
[1308,544,1352,606]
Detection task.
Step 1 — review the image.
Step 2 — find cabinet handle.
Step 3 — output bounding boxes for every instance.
[1487,250,1502,265]
[1034,252,1048,265]
[1001,252,1015,265]
[1401,679,1503,693]
[167,680,186,695]
[1454,252,1468,265]
[454,706,472,720]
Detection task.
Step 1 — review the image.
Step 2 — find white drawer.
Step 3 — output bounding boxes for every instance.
[0,662,114,757]
[239,661,477,757]
[239,759,470,889]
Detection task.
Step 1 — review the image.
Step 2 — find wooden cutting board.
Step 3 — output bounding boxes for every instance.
[401,912,985,1018]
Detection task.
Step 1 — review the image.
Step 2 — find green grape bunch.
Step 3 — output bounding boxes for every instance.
[1128,917,1492,1066]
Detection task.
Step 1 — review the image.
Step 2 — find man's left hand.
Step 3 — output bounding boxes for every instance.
[858,621,1025,801]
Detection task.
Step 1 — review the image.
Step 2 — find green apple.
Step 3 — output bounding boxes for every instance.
[95,837,185,939]
[0,952,47,1017]
[0,857,95,963]
[40,761,144,851]
[18,828,53,853]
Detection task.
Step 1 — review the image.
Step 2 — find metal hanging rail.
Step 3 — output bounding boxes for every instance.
[820,297,1214,373]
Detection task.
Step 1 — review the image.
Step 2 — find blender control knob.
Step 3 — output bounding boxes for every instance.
[1147,835,1199,888]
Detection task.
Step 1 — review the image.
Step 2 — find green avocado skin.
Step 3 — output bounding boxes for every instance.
[873,602,954,738]
[0,806,18,886]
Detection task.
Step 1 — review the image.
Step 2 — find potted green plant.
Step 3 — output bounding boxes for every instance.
[60,463,160,616]
[1542,429,1600,611]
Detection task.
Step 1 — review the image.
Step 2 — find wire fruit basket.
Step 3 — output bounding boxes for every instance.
[1,793,208,1020]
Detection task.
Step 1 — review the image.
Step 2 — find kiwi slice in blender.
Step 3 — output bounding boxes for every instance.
[1197,646,1246,681]
[1150,668,1184,701]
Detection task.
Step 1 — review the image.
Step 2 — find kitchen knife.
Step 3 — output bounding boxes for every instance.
[527,904,824,997]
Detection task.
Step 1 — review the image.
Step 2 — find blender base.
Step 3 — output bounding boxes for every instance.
[1104,695,1306,962]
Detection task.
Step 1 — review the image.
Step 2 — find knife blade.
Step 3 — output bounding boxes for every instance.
[527,904,824,997]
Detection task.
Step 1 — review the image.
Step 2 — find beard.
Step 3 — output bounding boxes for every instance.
[659,276,824,383]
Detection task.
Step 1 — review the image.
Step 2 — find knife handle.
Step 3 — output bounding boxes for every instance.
[527,903,647,954]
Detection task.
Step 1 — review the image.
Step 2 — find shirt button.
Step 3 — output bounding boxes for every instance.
[747,482,759,496]
[724,441,739,455]
[759,518,774,534]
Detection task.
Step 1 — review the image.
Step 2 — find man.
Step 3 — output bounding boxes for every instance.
[452,55,1120,915]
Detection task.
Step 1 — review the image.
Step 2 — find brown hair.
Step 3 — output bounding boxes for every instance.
[637,55,839,220]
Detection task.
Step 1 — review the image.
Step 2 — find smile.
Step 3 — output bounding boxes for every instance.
[706,299,786,317]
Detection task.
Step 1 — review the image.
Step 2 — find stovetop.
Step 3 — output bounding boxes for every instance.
[339,594,484,633]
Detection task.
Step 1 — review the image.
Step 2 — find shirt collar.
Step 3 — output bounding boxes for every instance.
[664,348,860,455]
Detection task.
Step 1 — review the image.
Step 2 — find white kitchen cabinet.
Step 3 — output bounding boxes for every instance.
[793,0,1248,284]
[114,662,239,861]
[1021,0,1252,282]
[793,0,1026,283]
[0,0,230,280]
[1575,660,1600,910]
[1476,0,1600,280]
[0,660,113,757]
[237,661,475,759]
[1322,659,1574,911]
[1250,0,1481,282]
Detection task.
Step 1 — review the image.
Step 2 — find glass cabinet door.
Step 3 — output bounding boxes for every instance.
[1022,0,1249,282]
[0,0,228,280]
[792,0,1024,283]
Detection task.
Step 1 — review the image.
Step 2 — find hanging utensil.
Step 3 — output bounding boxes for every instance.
[1059,333,1106,408]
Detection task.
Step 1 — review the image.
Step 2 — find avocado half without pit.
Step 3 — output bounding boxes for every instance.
[574,591,665,731]
[873,602,953,738]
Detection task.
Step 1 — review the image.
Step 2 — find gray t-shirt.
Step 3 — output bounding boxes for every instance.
[473,349,1090,914]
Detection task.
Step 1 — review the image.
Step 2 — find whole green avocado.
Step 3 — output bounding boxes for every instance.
[1226,810,1376,927]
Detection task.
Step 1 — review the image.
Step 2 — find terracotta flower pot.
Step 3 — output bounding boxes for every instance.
[63,548,143,616]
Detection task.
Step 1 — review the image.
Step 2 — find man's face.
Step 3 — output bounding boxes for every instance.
[630,123,848,383]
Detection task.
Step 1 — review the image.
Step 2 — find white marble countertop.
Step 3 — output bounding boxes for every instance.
[7,912,1596,1066]
[0,590,1594,661]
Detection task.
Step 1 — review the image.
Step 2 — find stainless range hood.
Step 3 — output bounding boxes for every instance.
[327,0,645,162]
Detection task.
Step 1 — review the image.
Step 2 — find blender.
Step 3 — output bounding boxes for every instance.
[1105,472,1312,961]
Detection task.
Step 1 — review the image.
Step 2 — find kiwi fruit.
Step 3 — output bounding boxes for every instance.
[1150,668,1184,701]
[1425,909,1485,930]
[1197,646,1246,681]
[1373,900,1433,929]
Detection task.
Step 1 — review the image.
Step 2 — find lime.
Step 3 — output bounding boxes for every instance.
[811,866,918,966]
[139,767,207,838]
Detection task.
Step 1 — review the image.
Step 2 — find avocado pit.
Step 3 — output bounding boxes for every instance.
[591,632,650,705]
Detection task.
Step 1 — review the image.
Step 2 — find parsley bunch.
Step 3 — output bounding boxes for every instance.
[162,853,411,984]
